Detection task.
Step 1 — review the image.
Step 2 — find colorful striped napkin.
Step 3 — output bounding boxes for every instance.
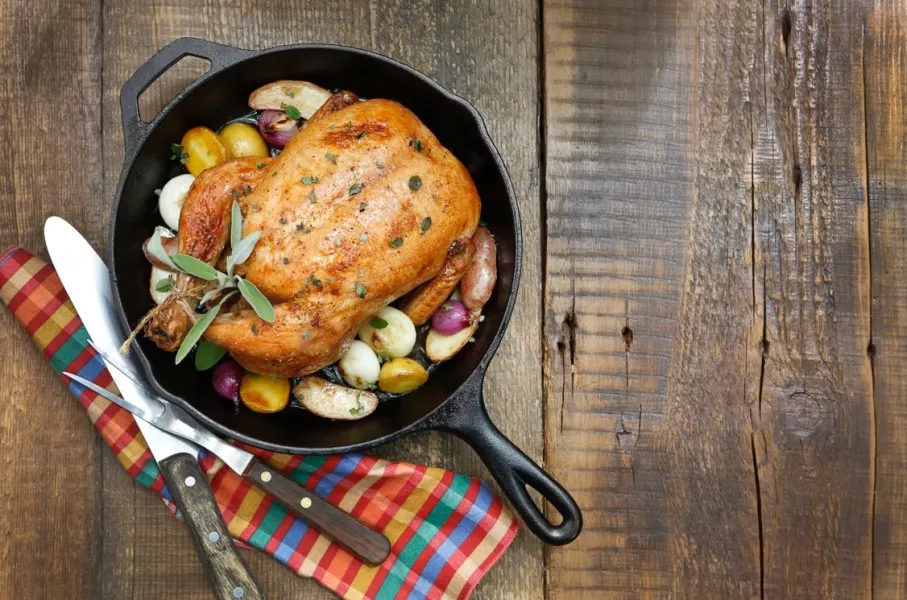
[0,247,518,600]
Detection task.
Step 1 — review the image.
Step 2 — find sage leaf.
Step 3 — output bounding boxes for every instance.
[237,277,276,322]
[148,229,176,269]
[195,341,227,371]
[231,201,242,251]
[175,293,234,364]
[229,231,261,269]
[199,286,224,306]
[171,254,217,280]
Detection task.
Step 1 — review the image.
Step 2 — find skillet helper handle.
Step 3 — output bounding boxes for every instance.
[120,37,254,149]
[246,459,391,565]
[435,387,583,545]
[159,453,265,600]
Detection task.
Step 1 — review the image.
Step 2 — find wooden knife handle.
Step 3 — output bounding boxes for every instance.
[247,459,391,565]
[159,453,265,600]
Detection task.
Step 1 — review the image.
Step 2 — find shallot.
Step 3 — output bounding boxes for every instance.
[258,110,299,148]
[431,299,470,335]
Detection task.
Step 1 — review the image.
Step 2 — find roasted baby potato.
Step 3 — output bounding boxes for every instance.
[248,80,332,118]
[239,373,291,413]
[294,376,378,420]
[218,122,268,158]
[378,358,428,394]
[181,126,228,176]
[425,310,481,362]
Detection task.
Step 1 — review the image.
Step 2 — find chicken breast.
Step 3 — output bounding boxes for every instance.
[148,98,481,377]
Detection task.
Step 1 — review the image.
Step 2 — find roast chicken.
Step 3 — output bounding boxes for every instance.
[146,96,482,377]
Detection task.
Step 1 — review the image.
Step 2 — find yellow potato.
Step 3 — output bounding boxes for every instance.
[378,358,428,394]
[218,122,268,158]
[181,126,228,176]
[239,373,291,413]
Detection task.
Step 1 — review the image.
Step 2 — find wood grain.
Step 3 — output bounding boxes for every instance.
[247,459,391,565]
[543,0,707,595]
[98,1,542,598]
[544,0,877,597]
[0,0,105,598]
[865,1,907,597]
[752,1,874,596]
[159,454,264,600]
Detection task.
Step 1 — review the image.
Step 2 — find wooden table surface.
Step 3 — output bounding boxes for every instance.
[1,0,905,598]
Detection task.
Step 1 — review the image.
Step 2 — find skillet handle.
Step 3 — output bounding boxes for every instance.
[429,382,583,545]
[120,37,254,149]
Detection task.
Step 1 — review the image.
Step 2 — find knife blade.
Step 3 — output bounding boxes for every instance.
[46,217,390,565]
[44,217,265,600]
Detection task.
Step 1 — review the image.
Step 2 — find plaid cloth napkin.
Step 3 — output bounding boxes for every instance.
[0,247,518,600]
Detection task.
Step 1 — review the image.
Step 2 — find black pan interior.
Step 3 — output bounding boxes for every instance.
[111,46,520,454]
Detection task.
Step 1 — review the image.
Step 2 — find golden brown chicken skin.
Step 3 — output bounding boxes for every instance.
[150,98,481,377]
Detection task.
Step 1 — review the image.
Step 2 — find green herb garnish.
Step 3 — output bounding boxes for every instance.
[408,175,422,191]
[175,293,234,365]
[370,317,388,329]
[255,161,264,169]
[411,139,423,152]
[310,276,323,289]
[170,143,189,164]
[348,183,362,196]
[421,217,432,234]
[285,89,296,98]
[171,201,277,365]
[359,202,368,212]
[171,254,217,281]
[389,237,403,248]
[194,341,227,371]
[325,152,338,164]
[301,175,319,185]
[377,161,385,169]
[355,130,366,139]
[309,191,317,203]
[281,102,302,120]
[237,277,276,322]
[355,282,367,298]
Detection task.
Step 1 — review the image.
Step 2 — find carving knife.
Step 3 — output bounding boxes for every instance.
[45,217,265,600]
[45,217,390,566]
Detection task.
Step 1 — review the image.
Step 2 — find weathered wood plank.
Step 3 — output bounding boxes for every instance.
[543,0,758,596]
[544,0,876,597]
[0,0,105,598]
[865,1,907,596]
[100,1,541,598]
[751,1,875,596]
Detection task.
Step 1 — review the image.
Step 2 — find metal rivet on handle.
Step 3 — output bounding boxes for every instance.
[300,497,312,509]
[260,471,272,483]
[233,586,244,598]
[185,476,196,487]
[208,531,220,543]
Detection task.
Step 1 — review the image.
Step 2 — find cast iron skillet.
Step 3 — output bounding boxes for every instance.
[110,38,581,545]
